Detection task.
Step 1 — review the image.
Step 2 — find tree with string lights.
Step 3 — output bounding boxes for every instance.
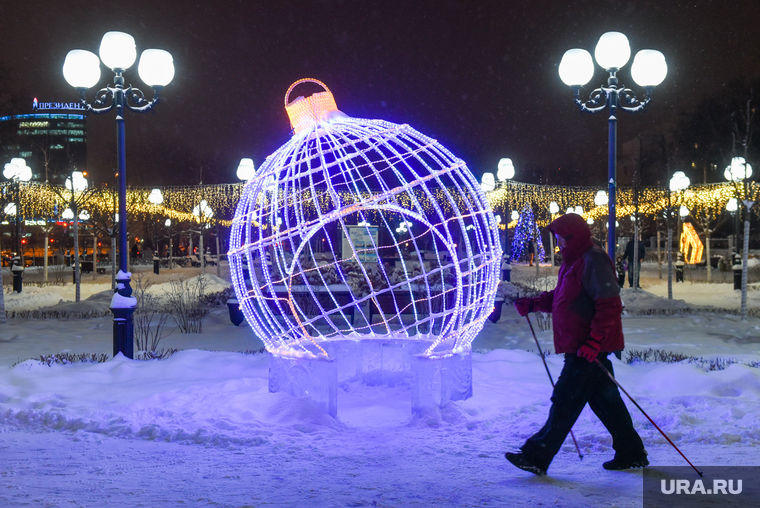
[510,203,545,265]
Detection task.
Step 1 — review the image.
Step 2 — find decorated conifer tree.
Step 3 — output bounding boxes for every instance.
[509,203,545,264]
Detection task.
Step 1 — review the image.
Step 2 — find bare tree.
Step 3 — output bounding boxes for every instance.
[50,173,96,302]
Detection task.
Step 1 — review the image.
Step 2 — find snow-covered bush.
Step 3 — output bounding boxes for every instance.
[199,285,235,307]
[32,352,110,366]
[626,348,760,371]
[51,264,67,286]
[496,281,520,301]
[163,275,210,333]
[132,272,173,352]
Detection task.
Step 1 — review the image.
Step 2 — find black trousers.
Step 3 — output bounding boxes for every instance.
[521,353,645,471]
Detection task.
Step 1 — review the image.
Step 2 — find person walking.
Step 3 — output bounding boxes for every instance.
[507,213,647,476]
[615,256,626,288]
[623,238,645,288]
[527,239,535,266]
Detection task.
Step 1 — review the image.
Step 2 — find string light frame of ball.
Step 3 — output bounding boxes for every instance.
[229,79,501,359]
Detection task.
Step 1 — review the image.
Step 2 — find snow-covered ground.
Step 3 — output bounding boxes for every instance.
[1,262,759,507]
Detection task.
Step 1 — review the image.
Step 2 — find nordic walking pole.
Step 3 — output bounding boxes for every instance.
[594,358,703,477]
[525,315,584,460]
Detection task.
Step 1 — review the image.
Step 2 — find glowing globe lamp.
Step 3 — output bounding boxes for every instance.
[99,32,137,70]
[138,49,175,87]
[559,49,594,87]
[63,50,101,89]
[481,172,496,192]
[594,32,631,70]
[631,50,667,87]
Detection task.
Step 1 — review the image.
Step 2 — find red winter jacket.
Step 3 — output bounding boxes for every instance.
[531,214,624,354]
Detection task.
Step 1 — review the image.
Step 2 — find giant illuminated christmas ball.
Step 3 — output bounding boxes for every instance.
[229,79,501,358]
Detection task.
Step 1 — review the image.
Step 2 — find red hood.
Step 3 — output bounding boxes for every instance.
[548,213,593,265]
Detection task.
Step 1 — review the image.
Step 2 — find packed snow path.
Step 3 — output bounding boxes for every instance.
[0,263,759,506]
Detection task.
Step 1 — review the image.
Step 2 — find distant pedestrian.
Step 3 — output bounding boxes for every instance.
[615,256,626,288]
[508,213,648,476]
[623,239,645,288]
[675,252,685,283]
[527,239,535,266]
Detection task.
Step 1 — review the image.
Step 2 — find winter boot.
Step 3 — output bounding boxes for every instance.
[602,452,649,470]
[505,452,546,476]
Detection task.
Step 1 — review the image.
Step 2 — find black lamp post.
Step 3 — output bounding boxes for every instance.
[496,158,515,260]
[559,32,667,260]
[725,157,752,255]
[3,158,32,292]
[63,31,174,358]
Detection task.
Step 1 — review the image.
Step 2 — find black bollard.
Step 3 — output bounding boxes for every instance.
[733,253,742,290]
[227,298,245,326]
[11,258,23,293]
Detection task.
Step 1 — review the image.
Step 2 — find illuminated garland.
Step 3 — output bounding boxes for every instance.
[2,179,754,231]
[486,181,755,226]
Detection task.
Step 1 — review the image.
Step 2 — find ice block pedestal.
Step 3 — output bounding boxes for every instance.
[268,339,473,417]
[411,352,473,416]
[268,353,337,417]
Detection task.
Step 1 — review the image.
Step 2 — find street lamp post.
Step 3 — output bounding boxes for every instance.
[148,188,164,275]
[668,171,690,300]
[548,201,559,274]
[3,158,32,292]
[63,31,174,358]
[192,200,214,274]
[559,32,667,260]
[725,157,754,318]
[594,190,609,251]
[62,171,89,302]
[726,197,738,259]
[724,157,753,256]
[496,158,515,261]
[165,219,173,269]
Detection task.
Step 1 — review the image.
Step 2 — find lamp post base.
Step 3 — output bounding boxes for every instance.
[111,270,136,359]
[111,310,135,358]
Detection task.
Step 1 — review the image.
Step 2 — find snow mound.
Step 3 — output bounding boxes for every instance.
[4,274,232,316]
[620,288,691,313]
[0,350,342,447]
[3,285,69,310]
[144,273,231,298]
[2,349,760,451]
[35,289,115,314]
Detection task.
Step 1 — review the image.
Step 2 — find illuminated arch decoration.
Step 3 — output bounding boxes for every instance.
[228,79,501,359]
[680,222,704,264]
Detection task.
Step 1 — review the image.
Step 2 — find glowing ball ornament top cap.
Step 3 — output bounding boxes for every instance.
[229,79,501,359]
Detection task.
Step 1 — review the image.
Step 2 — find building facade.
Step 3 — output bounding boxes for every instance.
[0,98,87,180]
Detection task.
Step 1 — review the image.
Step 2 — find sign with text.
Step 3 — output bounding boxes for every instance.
[343,226,379,263]
[32,98,85,111]
[643,466,760,507]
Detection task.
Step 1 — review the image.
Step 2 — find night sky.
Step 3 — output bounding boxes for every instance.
[2,1,759,187]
